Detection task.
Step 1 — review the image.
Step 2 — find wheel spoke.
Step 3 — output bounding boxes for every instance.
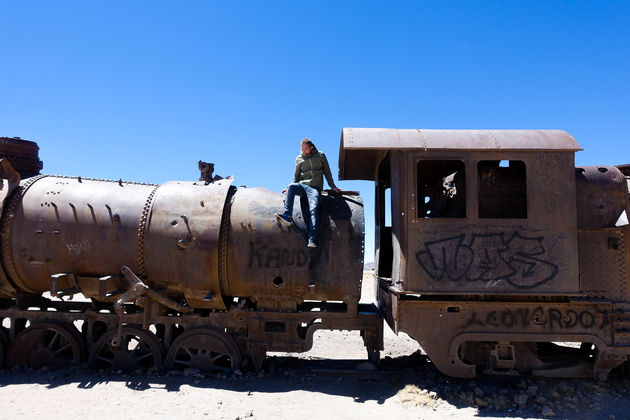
[7,322,84,370]
[47,332,60,349]
[166,329,240,374]
[174,357,191,366]
[210,354,225,363]
[135,352,153,362]
[97,356,114,365]
[89,327,162,372]
[54,343,72,356]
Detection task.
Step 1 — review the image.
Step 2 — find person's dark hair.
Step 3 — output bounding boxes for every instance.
[301,137,315,148]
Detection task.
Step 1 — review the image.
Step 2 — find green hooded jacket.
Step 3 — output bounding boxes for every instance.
[293,148,337,189]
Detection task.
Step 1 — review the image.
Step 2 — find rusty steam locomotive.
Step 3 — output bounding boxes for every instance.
[0,129,628,381]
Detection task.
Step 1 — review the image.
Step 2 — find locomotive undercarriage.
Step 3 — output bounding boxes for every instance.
[0,291,383,374]
[378,277,630,381]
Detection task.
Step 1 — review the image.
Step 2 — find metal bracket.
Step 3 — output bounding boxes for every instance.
[110,266,192,347]
[98,275,124,299]
[98,275,111,299]
[491,342,516,370]
[117,266,192,314]
[50,273,78,298]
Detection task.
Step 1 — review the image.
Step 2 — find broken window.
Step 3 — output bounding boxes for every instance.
[417,160,466,218]
[477,160,527,218]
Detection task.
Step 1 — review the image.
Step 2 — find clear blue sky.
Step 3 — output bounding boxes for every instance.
[1,1,628,261]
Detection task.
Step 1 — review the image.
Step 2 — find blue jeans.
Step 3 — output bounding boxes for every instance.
[284,183,321,241]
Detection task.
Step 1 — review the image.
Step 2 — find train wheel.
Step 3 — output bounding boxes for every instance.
[88,326,164,372]
[7,321,85,369]
[165,328,241,374]
[0,328,8,368]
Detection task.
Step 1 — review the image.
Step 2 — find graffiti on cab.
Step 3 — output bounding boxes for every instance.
[416,232,559,288]
[464,307,610,331]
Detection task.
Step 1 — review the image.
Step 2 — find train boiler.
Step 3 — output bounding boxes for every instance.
[339,128,630,380]
[0,136,381,372]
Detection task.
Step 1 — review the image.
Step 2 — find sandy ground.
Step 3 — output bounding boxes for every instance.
[1,273,630,419]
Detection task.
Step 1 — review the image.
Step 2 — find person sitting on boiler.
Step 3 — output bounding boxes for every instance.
[275,137,341,248]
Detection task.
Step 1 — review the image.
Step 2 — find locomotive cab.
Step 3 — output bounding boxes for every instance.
[340,128,582,299]
[340,128,630,380]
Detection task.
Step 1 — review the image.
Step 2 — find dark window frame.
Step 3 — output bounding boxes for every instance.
[477,160,528,219]
[416,159,467,219]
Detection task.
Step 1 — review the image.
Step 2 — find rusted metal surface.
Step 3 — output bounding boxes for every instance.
[410,150,579,294]
[383,286,623,379]
[616,164,630,177]
[7,321,85,369]
[116,266,193,315]
[339,128,581,180]
[579,228,628,302]
[226,186,365,311]
[0,137,43,177]
[143,179,234,309]
[0,297,383,374]
[2,170,364,311]
[1,173,49,294]
[3,127,630,382]
[576,166,627,229]
[352,142,581,295]
[348,128,630,380]
[88,326,164,372]
[165,327,241,374]
[0,162,19,297]
[0,141,380,375]
[2,174,233,308]
[4,175,156,294]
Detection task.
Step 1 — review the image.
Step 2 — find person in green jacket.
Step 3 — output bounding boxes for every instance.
[276,138,341,248]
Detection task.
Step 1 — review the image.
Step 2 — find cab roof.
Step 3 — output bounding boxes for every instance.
[339,128,581,180]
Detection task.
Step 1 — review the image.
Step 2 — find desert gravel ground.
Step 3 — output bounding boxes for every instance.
[1,273,630,419]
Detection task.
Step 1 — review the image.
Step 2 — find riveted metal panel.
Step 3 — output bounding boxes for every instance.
[144,179,233,309]
[403,151,579,294]
[340,128,581,181]
[579,228,628,301]
[7,176,154,293]
[397,299,616,378]
[575,166,627,229]
[227,187,364,309]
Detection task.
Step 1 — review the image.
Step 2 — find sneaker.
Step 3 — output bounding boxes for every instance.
[308,279,316,288]
[307,238,317,248]
[275,213,293,227]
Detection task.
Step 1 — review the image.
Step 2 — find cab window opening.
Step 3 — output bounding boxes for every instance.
[477,160,527,218]
[417,160,466,218]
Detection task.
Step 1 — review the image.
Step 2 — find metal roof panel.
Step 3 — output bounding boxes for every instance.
[341,128,581,151]
[339,128,582,180]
